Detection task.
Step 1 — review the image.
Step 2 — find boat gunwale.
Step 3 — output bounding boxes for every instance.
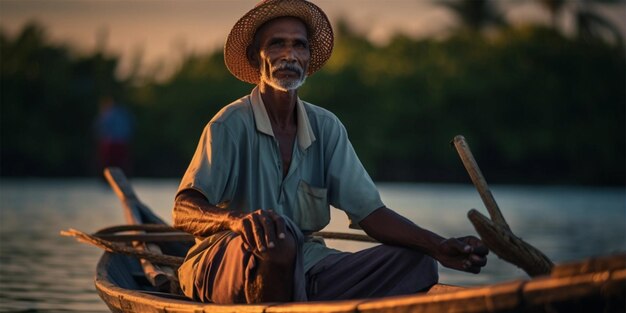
[95,249,626,313]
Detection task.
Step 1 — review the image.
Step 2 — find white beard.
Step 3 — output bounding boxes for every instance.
[269,75,307,91]
[261,63,307,91]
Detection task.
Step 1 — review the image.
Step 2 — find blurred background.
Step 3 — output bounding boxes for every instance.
[0,1,625,312]
[1,0,624,184]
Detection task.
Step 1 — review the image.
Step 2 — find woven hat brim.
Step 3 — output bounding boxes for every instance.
[224,0,334,84]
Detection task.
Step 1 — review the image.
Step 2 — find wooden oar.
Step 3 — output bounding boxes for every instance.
[452,135,554,276]
[104,167,178,292]
[61,228,184,266]
[452,135,510,230]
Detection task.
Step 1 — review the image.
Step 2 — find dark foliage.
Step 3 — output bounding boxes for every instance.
[1,22,624,185]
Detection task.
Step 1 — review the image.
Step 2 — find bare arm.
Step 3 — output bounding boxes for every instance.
[173,189,236,236]
[173,189,287,252]
[359,206,488,274]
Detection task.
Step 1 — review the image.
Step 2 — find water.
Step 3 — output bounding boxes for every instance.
[0,179,624,312]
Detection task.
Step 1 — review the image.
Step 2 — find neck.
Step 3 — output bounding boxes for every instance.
[258,82,298,129]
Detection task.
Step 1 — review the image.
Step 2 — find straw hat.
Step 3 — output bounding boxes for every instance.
[224,0,334,84]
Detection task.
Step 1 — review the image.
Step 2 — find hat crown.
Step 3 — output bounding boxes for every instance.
[224,0,334,84]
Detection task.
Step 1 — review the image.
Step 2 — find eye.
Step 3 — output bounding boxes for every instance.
[294,39,308,49]
[269,38,283,47]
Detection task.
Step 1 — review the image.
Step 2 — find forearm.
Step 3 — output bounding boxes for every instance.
[172,189,240,237]
[359,206,445,256]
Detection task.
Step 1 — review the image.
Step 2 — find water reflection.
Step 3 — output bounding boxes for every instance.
[0,179,624,312]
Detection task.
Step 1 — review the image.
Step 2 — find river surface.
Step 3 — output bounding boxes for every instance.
[0,179,624,312]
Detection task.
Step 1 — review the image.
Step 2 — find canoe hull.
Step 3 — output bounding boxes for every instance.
[95,168,625,313]
[96,249,626,313]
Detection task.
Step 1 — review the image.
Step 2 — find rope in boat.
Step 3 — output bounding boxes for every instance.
[93,223,378,243]
[95,224,178,234]
[311,231,378,243]
[60,225,378,267]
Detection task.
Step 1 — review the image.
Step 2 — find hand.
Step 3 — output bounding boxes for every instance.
[435,236,488,274]
[230,209,287,253]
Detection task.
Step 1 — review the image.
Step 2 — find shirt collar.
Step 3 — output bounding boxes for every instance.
[250,86,316,150]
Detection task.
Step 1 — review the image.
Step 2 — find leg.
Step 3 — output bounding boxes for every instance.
[245,230,297,302]
[178,217,307,304]
[306,244,438,301]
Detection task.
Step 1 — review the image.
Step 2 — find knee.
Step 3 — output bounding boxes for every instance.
[402,249,438,284]
[421,254,438,276]
[391,247,439,286]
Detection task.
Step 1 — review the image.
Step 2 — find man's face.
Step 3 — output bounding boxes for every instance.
[252,17,310,91]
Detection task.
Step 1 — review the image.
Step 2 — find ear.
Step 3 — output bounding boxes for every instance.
[246,45,260,69]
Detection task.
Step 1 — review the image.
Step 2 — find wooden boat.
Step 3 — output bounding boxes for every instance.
[90,168,625,313]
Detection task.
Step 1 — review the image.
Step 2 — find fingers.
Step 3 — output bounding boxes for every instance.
[472,244,489,256]
[443,238,471,254]
[461,257,480,273]
[458,235,480,245]
[257,213,277,249]
[251,213,267,252]
[238,209,287,253]
[461,254,487,274]
[439,236,488,274]
[267,210,287,240]
[470,254,487,267]
[458,236,489,256]
[240,218,256,252]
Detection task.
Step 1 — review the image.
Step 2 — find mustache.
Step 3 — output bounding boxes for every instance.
[273,63,303,76]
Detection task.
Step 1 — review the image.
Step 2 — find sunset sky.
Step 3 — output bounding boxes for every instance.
[2,0,625,77]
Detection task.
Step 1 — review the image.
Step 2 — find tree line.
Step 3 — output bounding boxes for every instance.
[1,17,624,185]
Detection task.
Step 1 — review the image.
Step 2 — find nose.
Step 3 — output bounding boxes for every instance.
[281,45,297,63]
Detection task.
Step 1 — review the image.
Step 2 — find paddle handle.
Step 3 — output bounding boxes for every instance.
[452,135,510,230]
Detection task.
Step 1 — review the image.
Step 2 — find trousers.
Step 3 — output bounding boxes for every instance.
[178,218,438,303]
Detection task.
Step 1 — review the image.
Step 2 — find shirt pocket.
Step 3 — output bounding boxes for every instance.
[295,180,329,232]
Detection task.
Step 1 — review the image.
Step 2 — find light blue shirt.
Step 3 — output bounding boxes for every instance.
[178,87,384,272]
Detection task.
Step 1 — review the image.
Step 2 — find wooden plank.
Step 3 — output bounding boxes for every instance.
[357,280,525,313]
[425,284,465,295]
[104,167,174,291]
[551,253,626,278]
[266,299,363,313]
[105,167,139,201]
[522,268,626,306]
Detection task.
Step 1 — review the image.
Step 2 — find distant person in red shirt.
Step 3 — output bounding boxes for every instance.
[95,95,134,176]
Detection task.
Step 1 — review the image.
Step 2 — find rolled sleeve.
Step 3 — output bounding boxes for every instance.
[324,119,384,228]
[178,122,238,206]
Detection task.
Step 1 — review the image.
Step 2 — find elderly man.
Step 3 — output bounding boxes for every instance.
[173,0,488,304]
